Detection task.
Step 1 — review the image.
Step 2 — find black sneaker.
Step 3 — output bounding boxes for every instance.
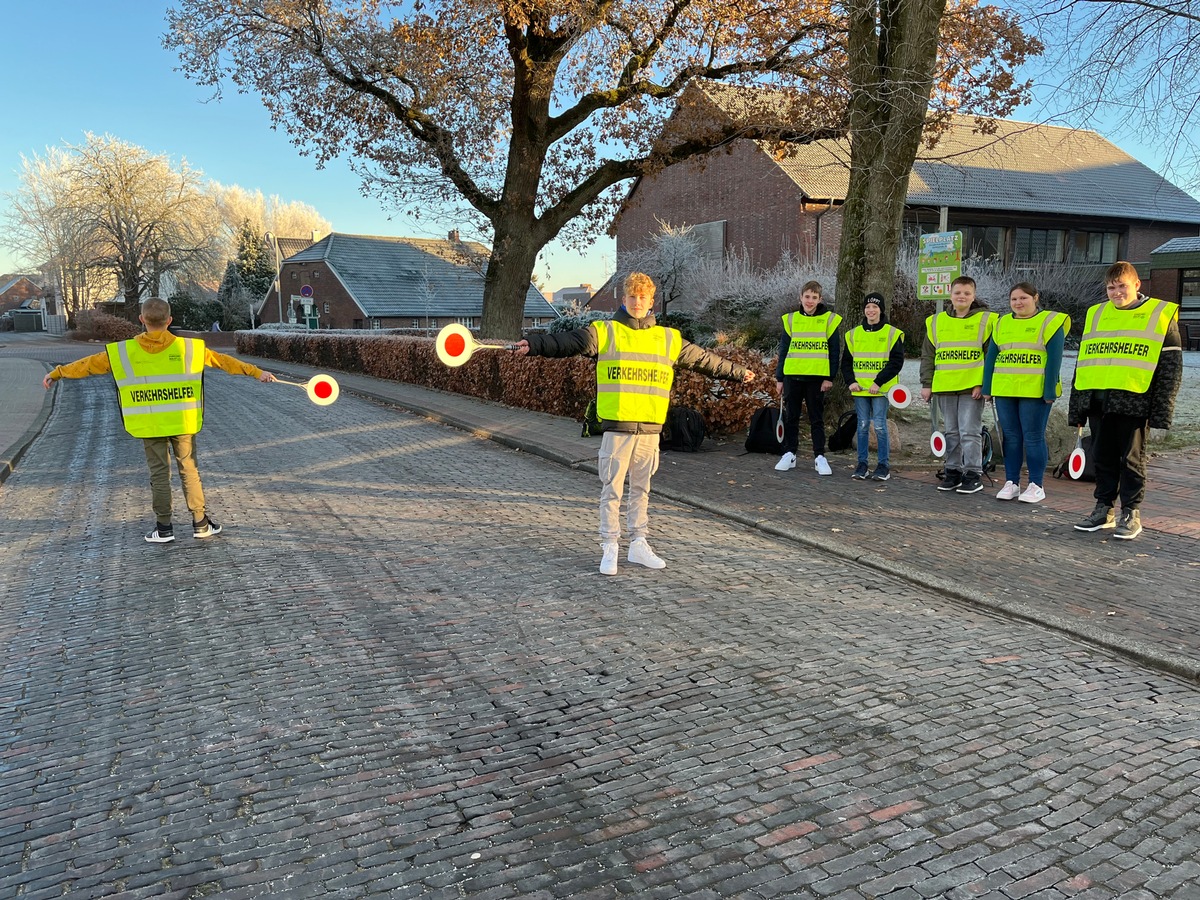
[145,523,175,544]
[937,470,962,491]
[1074,502,1116,532]
[956,473,983,494]
[193,517,223,539]
[852,462,869,480]
[1113,509,1142,540]
[870,464,891,481]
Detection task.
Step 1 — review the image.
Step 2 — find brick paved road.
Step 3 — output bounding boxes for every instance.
[3,375,1200,898]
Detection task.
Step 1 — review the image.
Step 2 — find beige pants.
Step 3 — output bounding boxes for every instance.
[143,435,207,526]
[598,432,660,544]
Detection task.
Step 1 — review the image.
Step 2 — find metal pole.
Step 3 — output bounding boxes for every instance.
[265,231,282,324]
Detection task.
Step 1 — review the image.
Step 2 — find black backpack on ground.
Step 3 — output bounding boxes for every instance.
[580,399,602,437]
[661,406,707,452]
[828,410,858,453]
[745,406,785,454]
[1053,431,1098,482]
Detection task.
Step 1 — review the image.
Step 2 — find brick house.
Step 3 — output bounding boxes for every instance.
[0,276,43,314]
[258,232,557,329]
[604,83,1200,313]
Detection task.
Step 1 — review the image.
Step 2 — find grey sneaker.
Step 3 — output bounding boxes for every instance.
[852,462,869,480]
[145,523,175,544]
[1074,502,1116,532]
[193,518,223,539]
[1113,509,1142,540]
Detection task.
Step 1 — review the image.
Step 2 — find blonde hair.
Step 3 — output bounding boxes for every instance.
[624,272,656,296]
[141,297,171,327]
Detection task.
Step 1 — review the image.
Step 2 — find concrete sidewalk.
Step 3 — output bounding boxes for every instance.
[4,339,1199,680]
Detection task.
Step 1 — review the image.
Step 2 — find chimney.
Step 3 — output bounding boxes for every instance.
[448,229,460,243]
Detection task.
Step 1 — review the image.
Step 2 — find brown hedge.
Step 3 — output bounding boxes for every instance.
[236,331,775,436]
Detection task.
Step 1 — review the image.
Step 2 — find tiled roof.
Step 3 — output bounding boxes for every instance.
[742,113,1200,225]
[1152,237,1200,254]
[285,233,555,318]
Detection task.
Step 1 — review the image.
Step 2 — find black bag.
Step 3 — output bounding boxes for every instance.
[745,407,785,454]
[982,426,996,475]
[828,410,858,453]
[660,406,707,452]
[580,398,602,437]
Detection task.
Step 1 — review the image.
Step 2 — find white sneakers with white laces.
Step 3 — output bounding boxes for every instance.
[628,538,666,569]
[1018,483,1045,504]
[814,455,832,476]
[599,542,619,576]
[996,481,1021,500]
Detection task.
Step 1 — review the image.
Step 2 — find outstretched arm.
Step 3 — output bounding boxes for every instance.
[43,351,112,388]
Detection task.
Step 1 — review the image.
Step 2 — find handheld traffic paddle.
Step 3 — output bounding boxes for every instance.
[276,374,340,406]
[1067,426,1086,480]
[435,323,516,367]
[775,392,785,443]
[929,395,946,458]
[888,384,913,409]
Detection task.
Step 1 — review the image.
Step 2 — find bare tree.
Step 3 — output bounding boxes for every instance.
[68,134,224,317]
[1019,0,1200,190]
[165,0,1034,339]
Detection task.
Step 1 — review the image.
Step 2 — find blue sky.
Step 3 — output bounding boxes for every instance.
[2,3,1196,290]
[0,2,614,291]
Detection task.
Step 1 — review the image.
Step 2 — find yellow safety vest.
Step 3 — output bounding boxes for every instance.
[990,310,1071,399]
[1074,298,1177,393]
[106,337,205,438]
[845,325,904,396]
[927,311,993,392]
[782,310,842,377]
[593,320,681,424]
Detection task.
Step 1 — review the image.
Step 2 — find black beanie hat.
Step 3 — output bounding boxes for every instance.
[864,292,886,310]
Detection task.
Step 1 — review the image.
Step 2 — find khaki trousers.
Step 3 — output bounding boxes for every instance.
[597,432,660,544]
[143,435,207,526]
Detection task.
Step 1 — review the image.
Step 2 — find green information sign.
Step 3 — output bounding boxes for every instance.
[918,231,963,300]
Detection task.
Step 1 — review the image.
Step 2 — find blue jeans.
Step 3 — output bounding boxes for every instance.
[854,395,890,466]
[994,396,1052,485]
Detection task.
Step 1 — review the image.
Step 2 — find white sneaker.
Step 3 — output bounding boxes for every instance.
[814,455,832,476]
[628,538,666,569]
[599,542,619,576]
[774,452,797,471]
[996,481,1020,501]
[1018,483,1046,504]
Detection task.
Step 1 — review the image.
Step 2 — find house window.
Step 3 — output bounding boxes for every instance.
[290,270,298,280]
[1181,268,1200,318]
[1068,231,1120,264]
[1014,228,1065,263]
[372,318,382,330]
[412,318,420,328]
[323,303,330,314]
[353,318,364,329]
[961,225,1005,262]
[313,270,321,278]
[456,317,473,328]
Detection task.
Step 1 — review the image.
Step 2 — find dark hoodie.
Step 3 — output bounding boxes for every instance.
[522,306,750,434]
[919,299,991,390]
[774,302,842,382]
[839,307,906,389]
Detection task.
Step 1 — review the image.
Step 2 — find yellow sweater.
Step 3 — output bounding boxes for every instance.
[49,331,264,381]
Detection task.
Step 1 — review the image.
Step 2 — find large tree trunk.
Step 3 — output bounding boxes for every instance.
[830,0,948,417]
[480,224,542,340]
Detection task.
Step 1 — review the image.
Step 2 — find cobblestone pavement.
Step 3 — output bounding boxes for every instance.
[4,373,1200,898]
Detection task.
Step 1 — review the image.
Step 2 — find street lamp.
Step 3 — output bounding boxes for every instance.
[264,231,282,325]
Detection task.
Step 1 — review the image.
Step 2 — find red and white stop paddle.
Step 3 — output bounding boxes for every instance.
[1067,426,1086,480]
[277,374,340,406]
[929,396,946,458]
[435,323,517,368]
[775,392,785,443]
[888,384,913,409]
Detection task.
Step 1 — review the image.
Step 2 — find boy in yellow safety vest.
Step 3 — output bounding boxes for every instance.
[514,273,755,576]
[43,297,277,543]
[841,292,906,481]
[920,275,994,494]
[1067,261,1182,540]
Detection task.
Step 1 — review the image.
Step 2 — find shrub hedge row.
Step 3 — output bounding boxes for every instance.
[235,330,775,437]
